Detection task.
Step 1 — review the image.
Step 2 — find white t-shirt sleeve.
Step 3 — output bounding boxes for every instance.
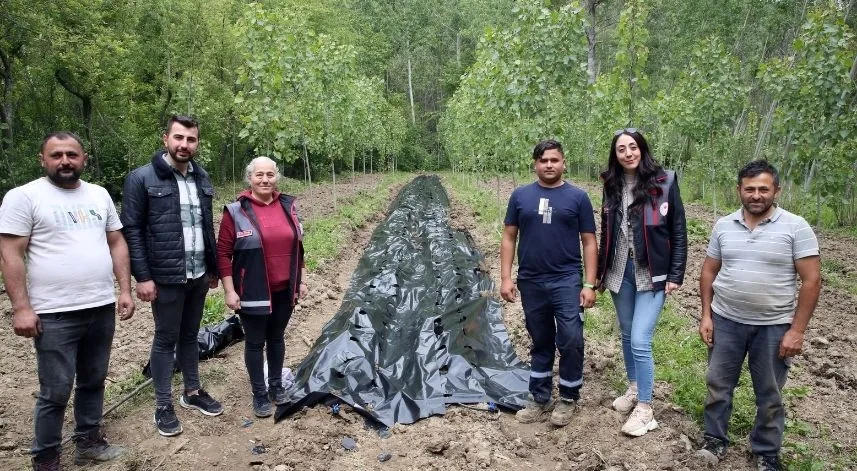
[0,188,34,236]
[101,187,123,232]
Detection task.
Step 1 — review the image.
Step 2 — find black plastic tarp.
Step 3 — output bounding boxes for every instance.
[274,175,530,426]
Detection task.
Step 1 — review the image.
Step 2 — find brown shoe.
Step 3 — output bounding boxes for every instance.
[550,399,578,426]
[515,399,555,423]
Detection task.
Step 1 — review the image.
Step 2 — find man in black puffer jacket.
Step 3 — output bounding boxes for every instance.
[121,115,223,438]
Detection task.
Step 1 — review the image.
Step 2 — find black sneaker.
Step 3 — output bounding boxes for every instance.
[253,393,273,418]
[755,454,782,471]
[180,389,224,416]
[268,385,288,405]
[153,404,183,437]
[74,430,126,464]
[696,435,728,465]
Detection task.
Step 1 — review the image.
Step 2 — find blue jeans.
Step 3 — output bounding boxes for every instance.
[518,274,584,403]
[239,287,294,396]
[150,276,209,406]
[703,313,791,456]
[32,303,115,461]
[610,257,665,403]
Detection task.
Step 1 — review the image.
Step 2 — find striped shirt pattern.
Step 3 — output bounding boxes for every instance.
[604,174,652,293]
[707,206,819,325]
[165,155,207,280]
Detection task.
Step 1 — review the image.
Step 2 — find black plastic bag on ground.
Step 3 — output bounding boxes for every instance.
[142,314,245,377]
[274,175,530,426]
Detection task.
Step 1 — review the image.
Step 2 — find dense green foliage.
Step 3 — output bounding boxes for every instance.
[2,0,855,224]
[442,0,857,226]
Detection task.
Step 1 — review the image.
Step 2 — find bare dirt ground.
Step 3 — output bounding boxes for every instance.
[0,172,855,470]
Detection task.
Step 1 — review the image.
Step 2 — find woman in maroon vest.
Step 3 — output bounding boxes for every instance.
[216,156,306,418]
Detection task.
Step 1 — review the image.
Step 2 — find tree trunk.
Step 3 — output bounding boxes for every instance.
[0,47,17,184]
[301,134,312,185]
[584,0,599,85]
[332,160,337,211]
[456,32,461,69]
[55,69,101,180]
[754,100,777,159]
[407,45,416,125]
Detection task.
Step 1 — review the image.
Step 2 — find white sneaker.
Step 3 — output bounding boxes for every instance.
[612,387,638,414]
[621,404,658,437]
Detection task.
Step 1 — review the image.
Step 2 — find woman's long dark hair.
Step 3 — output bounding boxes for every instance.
[600,130,664,210]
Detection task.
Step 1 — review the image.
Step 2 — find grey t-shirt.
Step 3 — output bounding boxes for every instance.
[706,206,819,325]
[0,178,122,313]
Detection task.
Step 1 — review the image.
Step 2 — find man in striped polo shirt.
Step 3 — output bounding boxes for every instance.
[696,160,821,471]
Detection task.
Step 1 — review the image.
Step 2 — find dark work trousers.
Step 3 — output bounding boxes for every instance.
[150,275,209,406]
[703,312,791,457]
[518,273,585,403]
[32,303,115,462]
[238,287,294,396]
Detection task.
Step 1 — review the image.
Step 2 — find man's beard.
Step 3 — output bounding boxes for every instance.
[47,168,82,186]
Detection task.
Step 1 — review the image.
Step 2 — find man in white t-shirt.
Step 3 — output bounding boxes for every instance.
[0,132,135,471]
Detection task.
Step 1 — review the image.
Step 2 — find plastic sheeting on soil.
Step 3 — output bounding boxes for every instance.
[275,175,530,426]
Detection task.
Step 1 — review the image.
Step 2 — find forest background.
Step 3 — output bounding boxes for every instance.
[1,0,856,229]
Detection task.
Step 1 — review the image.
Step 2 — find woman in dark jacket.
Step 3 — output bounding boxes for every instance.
[216,156,307,418]
[596,129,687,437]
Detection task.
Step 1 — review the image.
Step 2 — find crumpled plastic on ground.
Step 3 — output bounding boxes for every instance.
[274,175,530,426]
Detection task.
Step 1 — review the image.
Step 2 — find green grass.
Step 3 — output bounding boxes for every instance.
[442,172,507,240]
[105,371,150,403]
[820,258,857,296]
[201,291,229,326]
[686,217,711,244]
[302,172,411,270]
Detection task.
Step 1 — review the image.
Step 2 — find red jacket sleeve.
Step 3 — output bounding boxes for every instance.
[216,210,236,279]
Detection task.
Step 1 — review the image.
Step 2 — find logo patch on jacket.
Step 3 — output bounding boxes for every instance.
[236,230,253,238]
[659,202,669,217]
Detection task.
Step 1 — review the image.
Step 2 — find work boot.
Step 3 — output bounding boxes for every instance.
[515,398,555,424]
[550,398,578,426]
[696,435,728,466]
[74,430,126,465]
[31,452,61,471]
[755,454,782,471]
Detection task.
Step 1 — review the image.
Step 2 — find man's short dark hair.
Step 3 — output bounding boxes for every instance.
[40,132,85,154]
[165,115,200,136]
[533,139,564,160]
[738,159,780,187]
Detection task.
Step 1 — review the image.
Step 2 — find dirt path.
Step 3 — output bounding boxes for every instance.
[0,173,855,470]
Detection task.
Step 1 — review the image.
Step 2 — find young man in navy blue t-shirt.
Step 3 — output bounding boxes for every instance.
[500,139,598,426]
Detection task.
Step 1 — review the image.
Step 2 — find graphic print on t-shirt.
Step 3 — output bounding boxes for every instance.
[538,198,552,224]
[51,204,106,231]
